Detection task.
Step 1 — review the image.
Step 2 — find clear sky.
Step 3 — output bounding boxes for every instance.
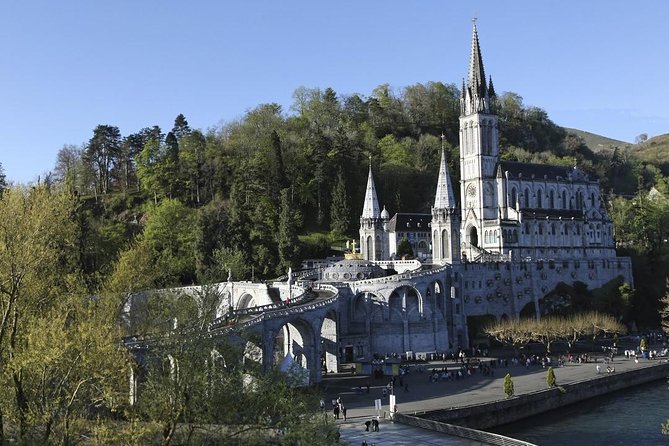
[2,1,668,184]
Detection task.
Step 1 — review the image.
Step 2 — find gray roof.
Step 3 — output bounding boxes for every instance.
[387,213,432,233]
[498,161,590,182]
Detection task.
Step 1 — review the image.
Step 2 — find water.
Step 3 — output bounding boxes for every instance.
[492,379,669,446]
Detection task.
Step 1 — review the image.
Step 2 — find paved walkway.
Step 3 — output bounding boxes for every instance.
[321,352,668,446]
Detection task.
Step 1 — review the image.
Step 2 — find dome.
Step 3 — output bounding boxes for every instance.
[381,205,390,220]
[321,259,386,282]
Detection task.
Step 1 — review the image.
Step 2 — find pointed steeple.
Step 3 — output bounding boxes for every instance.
[361,158,380,218]
[462,19,492,116]
[468,19,487,98]
[434,135,456,209]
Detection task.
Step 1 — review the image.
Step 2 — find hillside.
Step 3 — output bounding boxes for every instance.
[564,127,631,153]
[632,133,669,166]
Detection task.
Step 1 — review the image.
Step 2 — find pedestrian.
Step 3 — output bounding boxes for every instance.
[372,418,379,432]
[364,420,371,431]
[334,404,340,419]
[342,405,347,420]
[319,399,325,411]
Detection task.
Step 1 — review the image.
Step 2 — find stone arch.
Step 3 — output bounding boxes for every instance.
[273,318,317,381]
[468,225,479,247]
[466,314,496,347]
[237,293,256,310]
[320,310,338,375]
[366,235,373,259]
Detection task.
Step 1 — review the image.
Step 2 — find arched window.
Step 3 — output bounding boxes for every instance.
[487,124,493,154]
[538,223,543,235]
[524,189,530,208]
[510,188,517,208]
[524,222,530,235]
[441,229,450,258]
[591,192,596,207]
[562,191,567,209]
[513,229,518,243]
[537,189,543,208]
[551,223,556,235]
[493,230,498,244]
[550,190,555,208]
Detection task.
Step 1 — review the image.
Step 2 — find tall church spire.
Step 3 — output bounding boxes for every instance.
[434,135,456,209]
[361,158,380,218]
[468,19,487,98]
[462,19,492,116]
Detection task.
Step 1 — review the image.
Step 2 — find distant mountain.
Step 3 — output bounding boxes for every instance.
[564,128,631,153]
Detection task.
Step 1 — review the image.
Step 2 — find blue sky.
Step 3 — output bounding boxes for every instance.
[2,1,668,184]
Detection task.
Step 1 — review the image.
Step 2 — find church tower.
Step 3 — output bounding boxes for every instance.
[359,160,389,260]
[459,21,500,260]
[431,136,460,265]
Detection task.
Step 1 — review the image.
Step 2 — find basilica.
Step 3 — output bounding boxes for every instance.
[360,23,617,267]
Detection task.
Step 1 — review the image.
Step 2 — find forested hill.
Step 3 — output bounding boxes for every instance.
[3,82,669,327]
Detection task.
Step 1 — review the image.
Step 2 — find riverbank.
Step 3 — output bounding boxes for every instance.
[323,354,669,444]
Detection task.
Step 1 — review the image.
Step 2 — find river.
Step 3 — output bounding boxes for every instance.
[492,379,668,446]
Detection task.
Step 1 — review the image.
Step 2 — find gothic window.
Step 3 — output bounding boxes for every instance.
[551,223,556,235]
[513,229,518,243]
[538,223,543,235]
[577,191,584,210]
[591,192,595,207]
[487,123,493,153]
[550,190,555,208]
[366,235,373,259]
[494,230,498,243]
[524,188,530,208]
[537,189,543,208]
[562,191,567,209]
[441,229,450,258]
[510,188,517,208]
[524,222,530,235]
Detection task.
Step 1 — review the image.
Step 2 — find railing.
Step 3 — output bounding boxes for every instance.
[207,285,340,335]
[393,413,537,446]
[469,245,505,263]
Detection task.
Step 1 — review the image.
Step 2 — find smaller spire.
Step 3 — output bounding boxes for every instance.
[361,159,381,219]
[433,145,456,210]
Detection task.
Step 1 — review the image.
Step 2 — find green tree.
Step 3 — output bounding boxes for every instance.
[503,373,514,398]
[397,237,413,259]
[0,187,128,443]
[143,199,198,285]
[277,188,301,272]
[546,367,556,388]
[84,125,122,195]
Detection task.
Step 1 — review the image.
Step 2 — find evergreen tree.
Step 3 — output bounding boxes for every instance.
[277,188,301,272]
[503,373,515,398]
[546,367,556,388]
[330,170,351,236]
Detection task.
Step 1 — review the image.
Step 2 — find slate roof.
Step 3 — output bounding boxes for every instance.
[520,209,584,220]
[387,213,432,233]
[498,161,590,182]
